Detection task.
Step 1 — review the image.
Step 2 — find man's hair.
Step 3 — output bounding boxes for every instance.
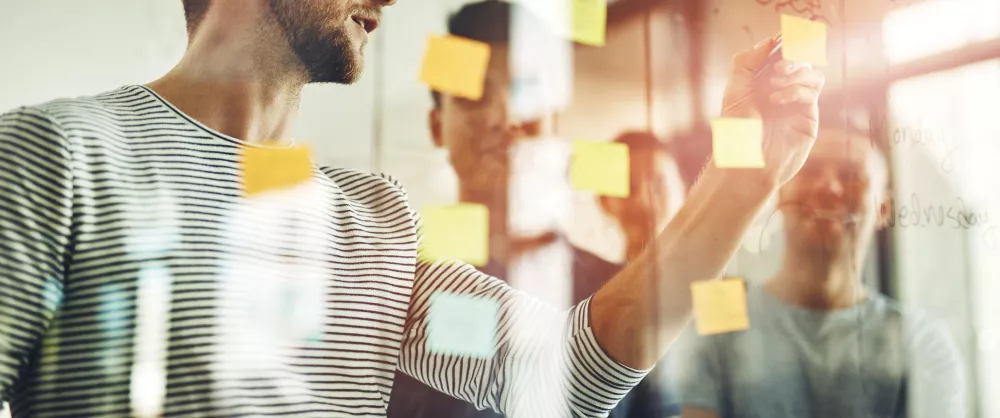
[820,109,892,190]
[182,0,211,36]
[431,0,549,107]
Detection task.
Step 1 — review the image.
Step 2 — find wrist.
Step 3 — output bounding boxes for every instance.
[700,165,777,201]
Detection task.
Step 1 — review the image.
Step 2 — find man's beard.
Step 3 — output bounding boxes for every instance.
[269,0,363,84]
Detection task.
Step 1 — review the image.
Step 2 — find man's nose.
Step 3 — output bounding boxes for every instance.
[505,119,543,137]
[815,169,845,196]
[499,101,547,137]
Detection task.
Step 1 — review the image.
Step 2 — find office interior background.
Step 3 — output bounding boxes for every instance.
[2,0,999,416]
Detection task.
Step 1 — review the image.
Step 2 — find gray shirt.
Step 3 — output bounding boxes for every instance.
[668,283,965,418]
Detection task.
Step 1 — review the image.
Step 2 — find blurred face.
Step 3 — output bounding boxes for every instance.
[778,129,889,252]
[269,0,384,84]
[430,44,557,209]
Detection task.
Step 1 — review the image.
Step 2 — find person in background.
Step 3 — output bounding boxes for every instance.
[669,123,966,418]
[423,0,620,311]
[388,3,679,418]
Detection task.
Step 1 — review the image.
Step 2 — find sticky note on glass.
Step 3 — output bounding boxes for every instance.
[711,118,765,168]
[691,278,750,335]
[419,204,489,267]
[428,292,498,358]
[571,0,607,46]
[420,35,491,100]
[571,140,629,198]
[781,14,828,66]
[241,146,313,195]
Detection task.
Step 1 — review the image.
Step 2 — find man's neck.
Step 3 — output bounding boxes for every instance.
[767,247,868,310]
[145,7,307,145]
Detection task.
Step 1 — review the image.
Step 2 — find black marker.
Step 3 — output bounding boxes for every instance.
[753,34,783,83]
[753,35,784,115]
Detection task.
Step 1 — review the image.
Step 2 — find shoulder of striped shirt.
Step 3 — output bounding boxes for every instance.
[7,92,424,235]
[3,91,112,144]
[317,166,413,204]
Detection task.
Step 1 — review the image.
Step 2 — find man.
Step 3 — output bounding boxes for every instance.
[387,5,679,417]
[0,0,825,415]
[670,125,966,418]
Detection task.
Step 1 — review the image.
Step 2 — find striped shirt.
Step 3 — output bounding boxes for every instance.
[0,86,647,417]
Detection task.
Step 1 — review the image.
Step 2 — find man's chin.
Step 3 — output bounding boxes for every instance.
[308,58,363,84]
[299,37,364,84]
[792,220,847,247]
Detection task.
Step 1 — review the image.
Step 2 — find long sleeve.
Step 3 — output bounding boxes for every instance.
[396,259,649,417]
[0,108,72,400]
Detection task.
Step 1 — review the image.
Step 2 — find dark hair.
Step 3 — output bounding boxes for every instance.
[182,0,210,36]
[431,0,549,107]
[612,131,670,155]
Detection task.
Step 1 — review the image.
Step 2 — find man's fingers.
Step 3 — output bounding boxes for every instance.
[765,105,820,145]
[730,35,780,80]
[770,67,825,90]
[772,60,813,76]
[768,85,820,105]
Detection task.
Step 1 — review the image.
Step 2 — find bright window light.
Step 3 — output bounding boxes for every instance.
[883,0,1000,64]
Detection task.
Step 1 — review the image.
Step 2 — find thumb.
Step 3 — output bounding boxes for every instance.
[730,34,779,83]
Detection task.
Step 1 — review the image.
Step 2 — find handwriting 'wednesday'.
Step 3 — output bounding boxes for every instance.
[887,194,989,230]
[886,193,998,248]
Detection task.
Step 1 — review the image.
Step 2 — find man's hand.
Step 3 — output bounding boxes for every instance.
[721,35,825,188]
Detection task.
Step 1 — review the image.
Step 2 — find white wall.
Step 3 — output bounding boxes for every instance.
[0,0,186,112]
[887,58,1000,417]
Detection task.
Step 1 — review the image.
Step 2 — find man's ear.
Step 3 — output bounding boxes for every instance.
[429,107,444,148]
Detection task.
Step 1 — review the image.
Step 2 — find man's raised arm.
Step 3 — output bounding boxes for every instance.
[591,36,826,369]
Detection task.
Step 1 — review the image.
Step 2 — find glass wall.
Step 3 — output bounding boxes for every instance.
[1,0,999,416]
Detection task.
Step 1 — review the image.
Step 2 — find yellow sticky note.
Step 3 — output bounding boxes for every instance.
[241,146,314,196]
[711,118,765,168]
[428,291,498,358]
[691,278,750,335]
[420,35,492,100]
[571,0,607,46]
[419,204,489,267]
[571,140,630,198]
[781,14,828,66]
